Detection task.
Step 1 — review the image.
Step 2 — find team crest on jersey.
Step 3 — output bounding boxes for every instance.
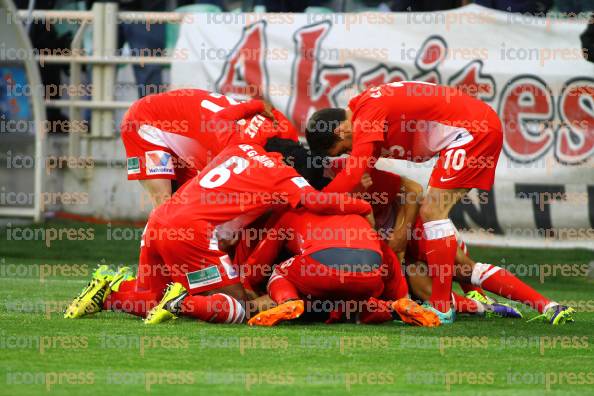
[145,151,174,175]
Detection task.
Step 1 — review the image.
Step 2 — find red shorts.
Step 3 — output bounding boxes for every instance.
[429,109,503,191]
[136,216,241,295]
[272,254,385,301]
[121,112,199,185]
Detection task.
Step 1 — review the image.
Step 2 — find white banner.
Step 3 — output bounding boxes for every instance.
[172,5,594,249]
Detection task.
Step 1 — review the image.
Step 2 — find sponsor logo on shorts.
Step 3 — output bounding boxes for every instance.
[127,157,140,175]
[290,176,310,188]
[186,266,222,289]
[145,151,174,175]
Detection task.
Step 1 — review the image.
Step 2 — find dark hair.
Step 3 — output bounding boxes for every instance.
[264,137,331,190]
[305,108,346,155]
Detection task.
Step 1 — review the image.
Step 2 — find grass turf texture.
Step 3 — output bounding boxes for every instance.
[0,221,593,395]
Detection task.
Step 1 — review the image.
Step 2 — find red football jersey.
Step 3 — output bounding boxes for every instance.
[245,208,382,270]
[122,89,298,171]
[152,143,314,238]
[348,81,495,162]
[279,209,382,256]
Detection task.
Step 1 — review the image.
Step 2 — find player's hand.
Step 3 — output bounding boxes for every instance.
[262,100,278,128]
[360,172,373,190]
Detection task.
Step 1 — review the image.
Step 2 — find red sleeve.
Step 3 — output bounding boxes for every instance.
[242,214,286,291]
[273,110,299,141]
[212,99,265,122]
[272,159,372,215]
[322,141,376,193]
[300,190,372,215]
[275,171,372,215]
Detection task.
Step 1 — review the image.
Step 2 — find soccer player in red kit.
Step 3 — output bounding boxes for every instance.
[242,208,439,327]
[64,140,372,324]
[305,81,503,323]
[121,88,298,208]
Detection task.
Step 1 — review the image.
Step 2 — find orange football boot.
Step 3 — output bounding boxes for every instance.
[248,299,305,326]
[392,298,441,327]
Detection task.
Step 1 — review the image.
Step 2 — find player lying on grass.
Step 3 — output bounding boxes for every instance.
[238,139,436,327]
[305,81,503,322]
[121,89,298,207]
[64,139,373,324]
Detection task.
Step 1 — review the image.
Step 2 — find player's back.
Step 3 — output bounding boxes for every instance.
[278,209,381,257]
[122,89,299,170]
[350,82,498,161]
[153,143,308,236]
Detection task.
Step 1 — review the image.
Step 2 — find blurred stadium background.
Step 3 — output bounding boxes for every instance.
[1,0,593,249]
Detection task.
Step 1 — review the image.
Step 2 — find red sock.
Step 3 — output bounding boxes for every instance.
[181,294,245,323]
[268,269,299,304]
[424,220,457,313]
[103,279,161,317]
[452,292,483,314]
[379,241,409,300]
[471,263,551,313]
[358,297,394,324]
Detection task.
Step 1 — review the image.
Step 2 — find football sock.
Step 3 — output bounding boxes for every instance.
[267,269,300,304]
[471,262,551,313]
[358,297,394,324]
[103,285,161,317]
[180,294,245,324]
[452,292,484,314]
[424,219,457,313]
[379,241,409,300]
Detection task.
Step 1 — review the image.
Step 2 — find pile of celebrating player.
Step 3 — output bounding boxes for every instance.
[64,82,575,327]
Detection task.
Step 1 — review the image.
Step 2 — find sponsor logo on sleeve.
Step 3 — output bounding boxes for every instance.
[145,151,175,175]
[127,157,141,175]
[186,266,223,289]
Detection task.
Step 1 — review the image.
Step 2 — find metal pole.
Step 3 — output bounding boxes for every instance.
[102,2,118,138]
[90,2,104,138]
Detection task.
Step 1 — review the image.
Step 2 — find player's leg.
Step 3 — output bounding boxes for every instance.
[64,218,168,319]
[378,240,409,300]
[454,239,487,296]
[144,221,247,324]
[459,259,574,324]
[103,233,170,317]
[247,257,305,326]
[406,260,518,318]
[421,110,503,317]
[251,250,438,327]
[418,186,468,316]
[139,179,172,208]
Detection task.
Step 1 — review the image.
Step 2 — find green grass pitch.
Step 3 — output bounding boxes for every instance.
[0,221,593,395]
